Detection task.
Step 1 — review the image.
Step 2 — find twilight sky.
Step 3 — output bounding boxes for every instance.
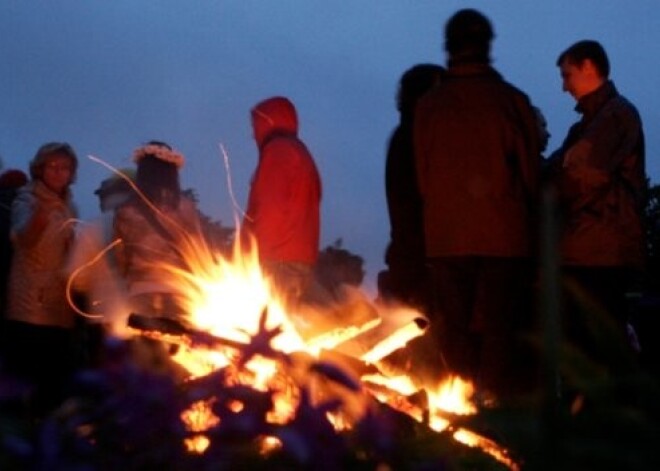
[1,1,659,293]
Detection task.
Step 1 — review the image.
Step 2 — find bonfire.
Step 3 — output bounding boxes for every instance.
[93,225,521,470]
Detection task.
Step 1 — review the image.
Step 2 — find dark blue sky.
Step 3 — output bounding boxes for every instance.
[2,1,659,292]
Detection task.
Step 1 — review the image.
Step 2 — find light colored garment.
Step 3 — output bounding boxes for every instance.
[7,180,77,327]
[113,196,202,318]
[66,212,130,331]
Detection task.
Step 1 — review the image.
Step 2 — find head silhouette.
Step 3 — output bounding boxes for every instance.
[397,63,445,119]
[444,9,494,65]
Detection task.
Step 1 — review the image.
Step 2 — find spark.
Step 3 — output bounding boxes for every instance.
[218,142,250,222]
[66,238,123,320]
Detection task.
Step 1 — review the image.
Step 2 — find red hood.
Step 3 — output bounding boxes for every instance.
[251,96,299,148]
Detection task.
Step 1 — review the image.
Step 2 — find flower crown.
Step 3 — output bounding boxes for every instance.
[132,144,185,168]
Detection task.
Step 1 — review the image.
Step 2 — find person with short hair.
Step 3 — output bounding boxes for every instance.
[546,40,646,376]
[414,9,541,401]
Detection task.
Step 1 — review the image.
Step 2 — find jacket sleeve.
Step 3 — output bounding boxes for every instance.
[11,189,58,248]
[246,140,299,247]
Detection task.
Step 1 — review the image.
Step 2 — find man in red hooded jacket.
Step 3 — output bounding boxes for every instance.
[243,96,322,308]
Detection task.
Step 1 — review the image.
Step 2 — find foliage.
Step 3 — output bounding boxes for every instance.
[314,239,366,295]
[644,180,660,289]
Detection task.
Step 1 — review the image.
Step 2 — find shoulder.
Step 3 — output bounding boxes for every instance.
[263,134,301,153]
[11,184,36,209]
[606,93,641,120]
[496,76,533,105]
[263,135,312,164]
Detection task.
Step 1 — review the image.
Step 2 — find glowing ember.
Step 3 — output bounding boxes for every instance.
[453,429,520,471]
[181,399,219,453]
[428,376,477,421]
[122,229,517,469]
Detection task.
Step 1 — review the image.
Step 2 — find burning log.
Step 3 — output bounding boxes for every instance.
[128,312,250,351]
[332,301,430,364]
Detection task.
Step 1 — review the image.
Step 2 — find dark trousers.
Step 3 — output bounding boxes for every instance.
[427,256,533,398]
[560,265,639,375]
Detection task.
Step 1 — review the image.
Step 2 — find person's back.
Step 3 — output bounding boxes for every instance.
[244,96,322,309]
[115,194,199,295]
[113,142,201,320]
[413,9,540,401]
[415,56,540,258]
[245,96,321,266]
[380,64,443,309]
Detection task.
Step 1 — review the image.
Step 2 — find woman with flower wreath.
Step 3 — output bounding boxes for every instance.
[113,141,201,326]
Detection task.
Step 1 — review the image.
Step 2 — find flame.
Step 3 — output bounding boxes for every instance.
[428,376,477,423]
[161,238,307,354]
[127,230,517,469]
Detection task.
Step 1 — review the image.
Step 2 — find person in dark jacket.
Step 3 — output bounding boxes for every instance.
[545,40,645,377]
[0,169,28,318]
[243,96,323,310]
[379,63,444,311]
[414,9,541,401]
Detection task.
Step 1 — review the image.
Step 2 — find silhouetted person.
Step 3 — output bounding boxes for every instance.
[379,63,444,311]
[0,169,28,318]
[414,9,541,401]
[243,96,323,310]
[545,40,645,380]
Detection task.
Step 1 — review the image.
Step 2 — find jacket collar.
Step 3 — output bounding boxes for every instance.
[575,80,618,117]
[31,179,72,205]
[446,62,501,80]
[258,130,296,154]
